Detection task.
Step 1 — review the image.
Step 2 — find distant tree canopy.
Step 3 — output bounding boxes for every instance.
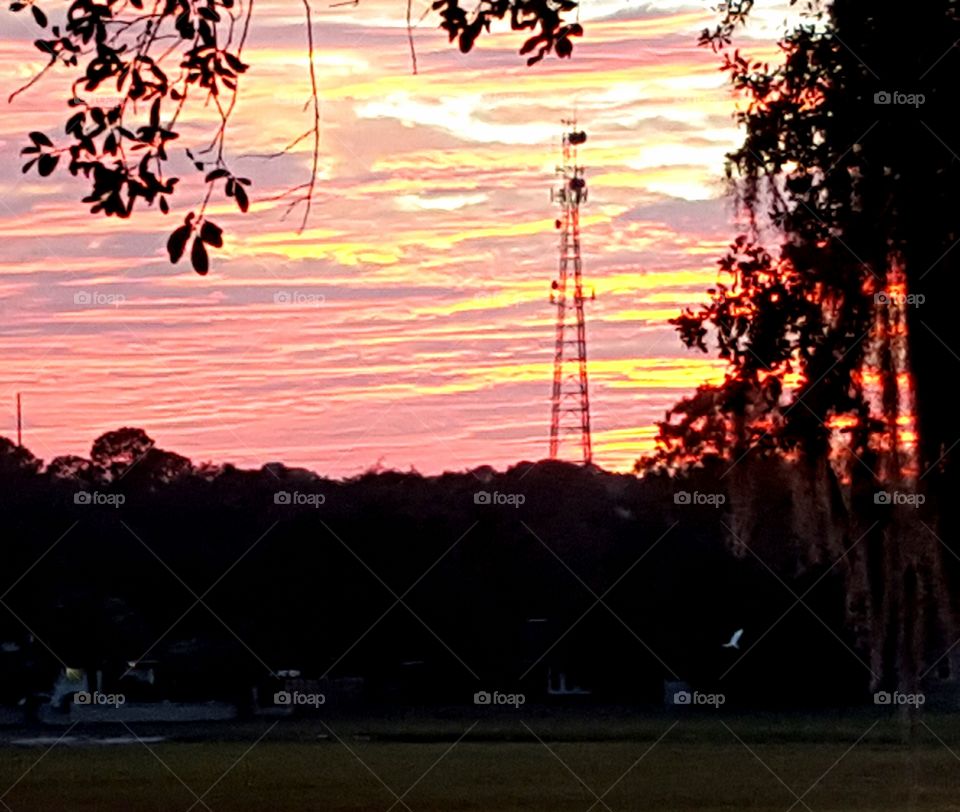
[8,0,583,273]
[0,430,868,708]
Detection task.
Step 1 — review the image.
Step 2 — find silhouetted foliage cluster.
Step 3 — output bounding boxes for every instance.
[8,0,583,273]
[10,0,255,274]
[648,1,960,483]
[434,0,582,64]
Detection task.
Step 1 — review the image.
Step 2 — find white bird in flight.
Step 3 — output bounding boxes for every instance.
[723,629,744,649]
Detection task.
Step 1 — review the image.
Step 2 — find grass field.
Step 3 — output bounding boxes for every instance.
[2,711,960,811]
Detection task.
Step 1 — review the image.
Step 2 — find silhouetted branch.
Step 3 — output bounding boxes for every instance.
[8,57,56,103]
[407,0,418,75]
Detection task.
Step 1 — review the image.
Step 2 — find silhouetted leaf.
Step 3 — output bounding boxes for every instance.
[31,6,47,27]
[191,236,209,275]
[65,112,84,135]
[37,153,59,176]
[167,224,191,263]
[29,131,52,147]
[200,220,223,247]
[175,11,195,38]
[223,52,248,73]
[234,184,249,212]
[519,37,538,55]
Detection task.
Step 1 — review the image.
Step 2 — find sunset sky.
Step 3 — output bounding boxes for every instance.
[0,0,792,475]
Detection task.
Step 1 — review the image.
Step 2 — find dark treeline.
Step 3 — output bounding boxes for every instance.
[0,429,868,711]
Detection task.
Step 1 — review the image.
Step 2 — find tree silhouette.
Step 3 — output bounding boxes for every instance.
[0,432,868,708]
[90,426,156,479]
[8,0,582,273]
[46,454,98,482]
[648,1,960,696]
[0,437,42,476]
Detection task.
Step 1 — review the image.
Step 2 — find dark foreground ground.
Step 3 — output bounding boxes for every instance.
[2,708,960,811]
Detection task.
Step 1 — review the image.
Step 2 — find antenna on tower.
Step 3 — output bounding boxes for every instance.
[548,119,593,465]
[16,393,22,447]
